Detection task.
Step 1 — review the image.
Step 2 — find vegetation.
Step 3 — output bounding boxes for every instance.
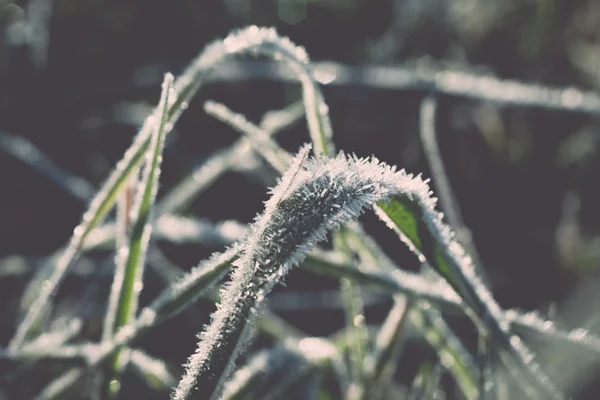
[2,2,600,399]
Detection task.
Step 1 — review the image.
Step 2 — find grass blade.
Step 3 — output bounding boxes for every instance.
[409,304,479,400]
[303,249,463,312]
[173,150,479,399]
[128,348,177,391]
[220,338,336,400]
[373,176,564,399]
[31,244,239,399]
[418,95,482,271]
[205,59,600,116]
[362,296,409,400]
[157,100,303,215]
[102,73,174,396]
[0,131,95,202]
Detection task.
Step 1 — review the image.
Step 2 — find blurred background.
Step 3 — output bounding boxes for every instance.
[1,0,600,398]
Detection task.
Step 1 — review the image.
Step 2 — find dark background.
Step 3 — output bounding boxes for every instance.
[1,0,600,398]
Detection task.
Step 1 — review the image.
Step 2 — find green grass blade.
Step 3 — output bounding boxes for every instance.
[374,192,561,398]
[102,73,174,396]
[103,177,136,342]
[111,72,173,335]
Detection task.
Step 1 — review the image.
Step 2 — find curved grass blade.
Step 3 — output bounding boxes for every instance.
[10,25,334,352]
[174,150,484,400]
[200,96,551,396]
[206,59,600,116]
[418,95,484,274]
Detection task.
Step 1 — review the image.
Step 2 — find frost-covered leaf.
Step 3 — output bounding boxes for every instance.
[173,149,405,400]
[172,148,562,399]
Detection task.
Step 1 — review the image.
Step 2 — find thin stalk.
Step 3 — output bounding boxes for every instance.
[32,245,240,399]
[103,73,174,397]
[203,59,600,116]
[157,100,303,215]
[336,230,369,399]
[220,338,337,400]
[362,296,410,400]
[419,95,482,271]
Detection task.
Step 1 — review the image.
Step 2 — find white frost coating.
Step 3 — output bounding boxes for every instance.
[296,337,337,363]
[219,350,270,400]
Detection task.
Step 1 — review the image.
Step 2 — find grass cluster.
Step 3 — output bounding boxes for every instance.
[2,25,600,400]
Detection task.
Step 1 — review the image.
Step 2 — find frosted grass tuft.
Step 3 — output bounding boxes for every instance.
[173,147,566,400]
